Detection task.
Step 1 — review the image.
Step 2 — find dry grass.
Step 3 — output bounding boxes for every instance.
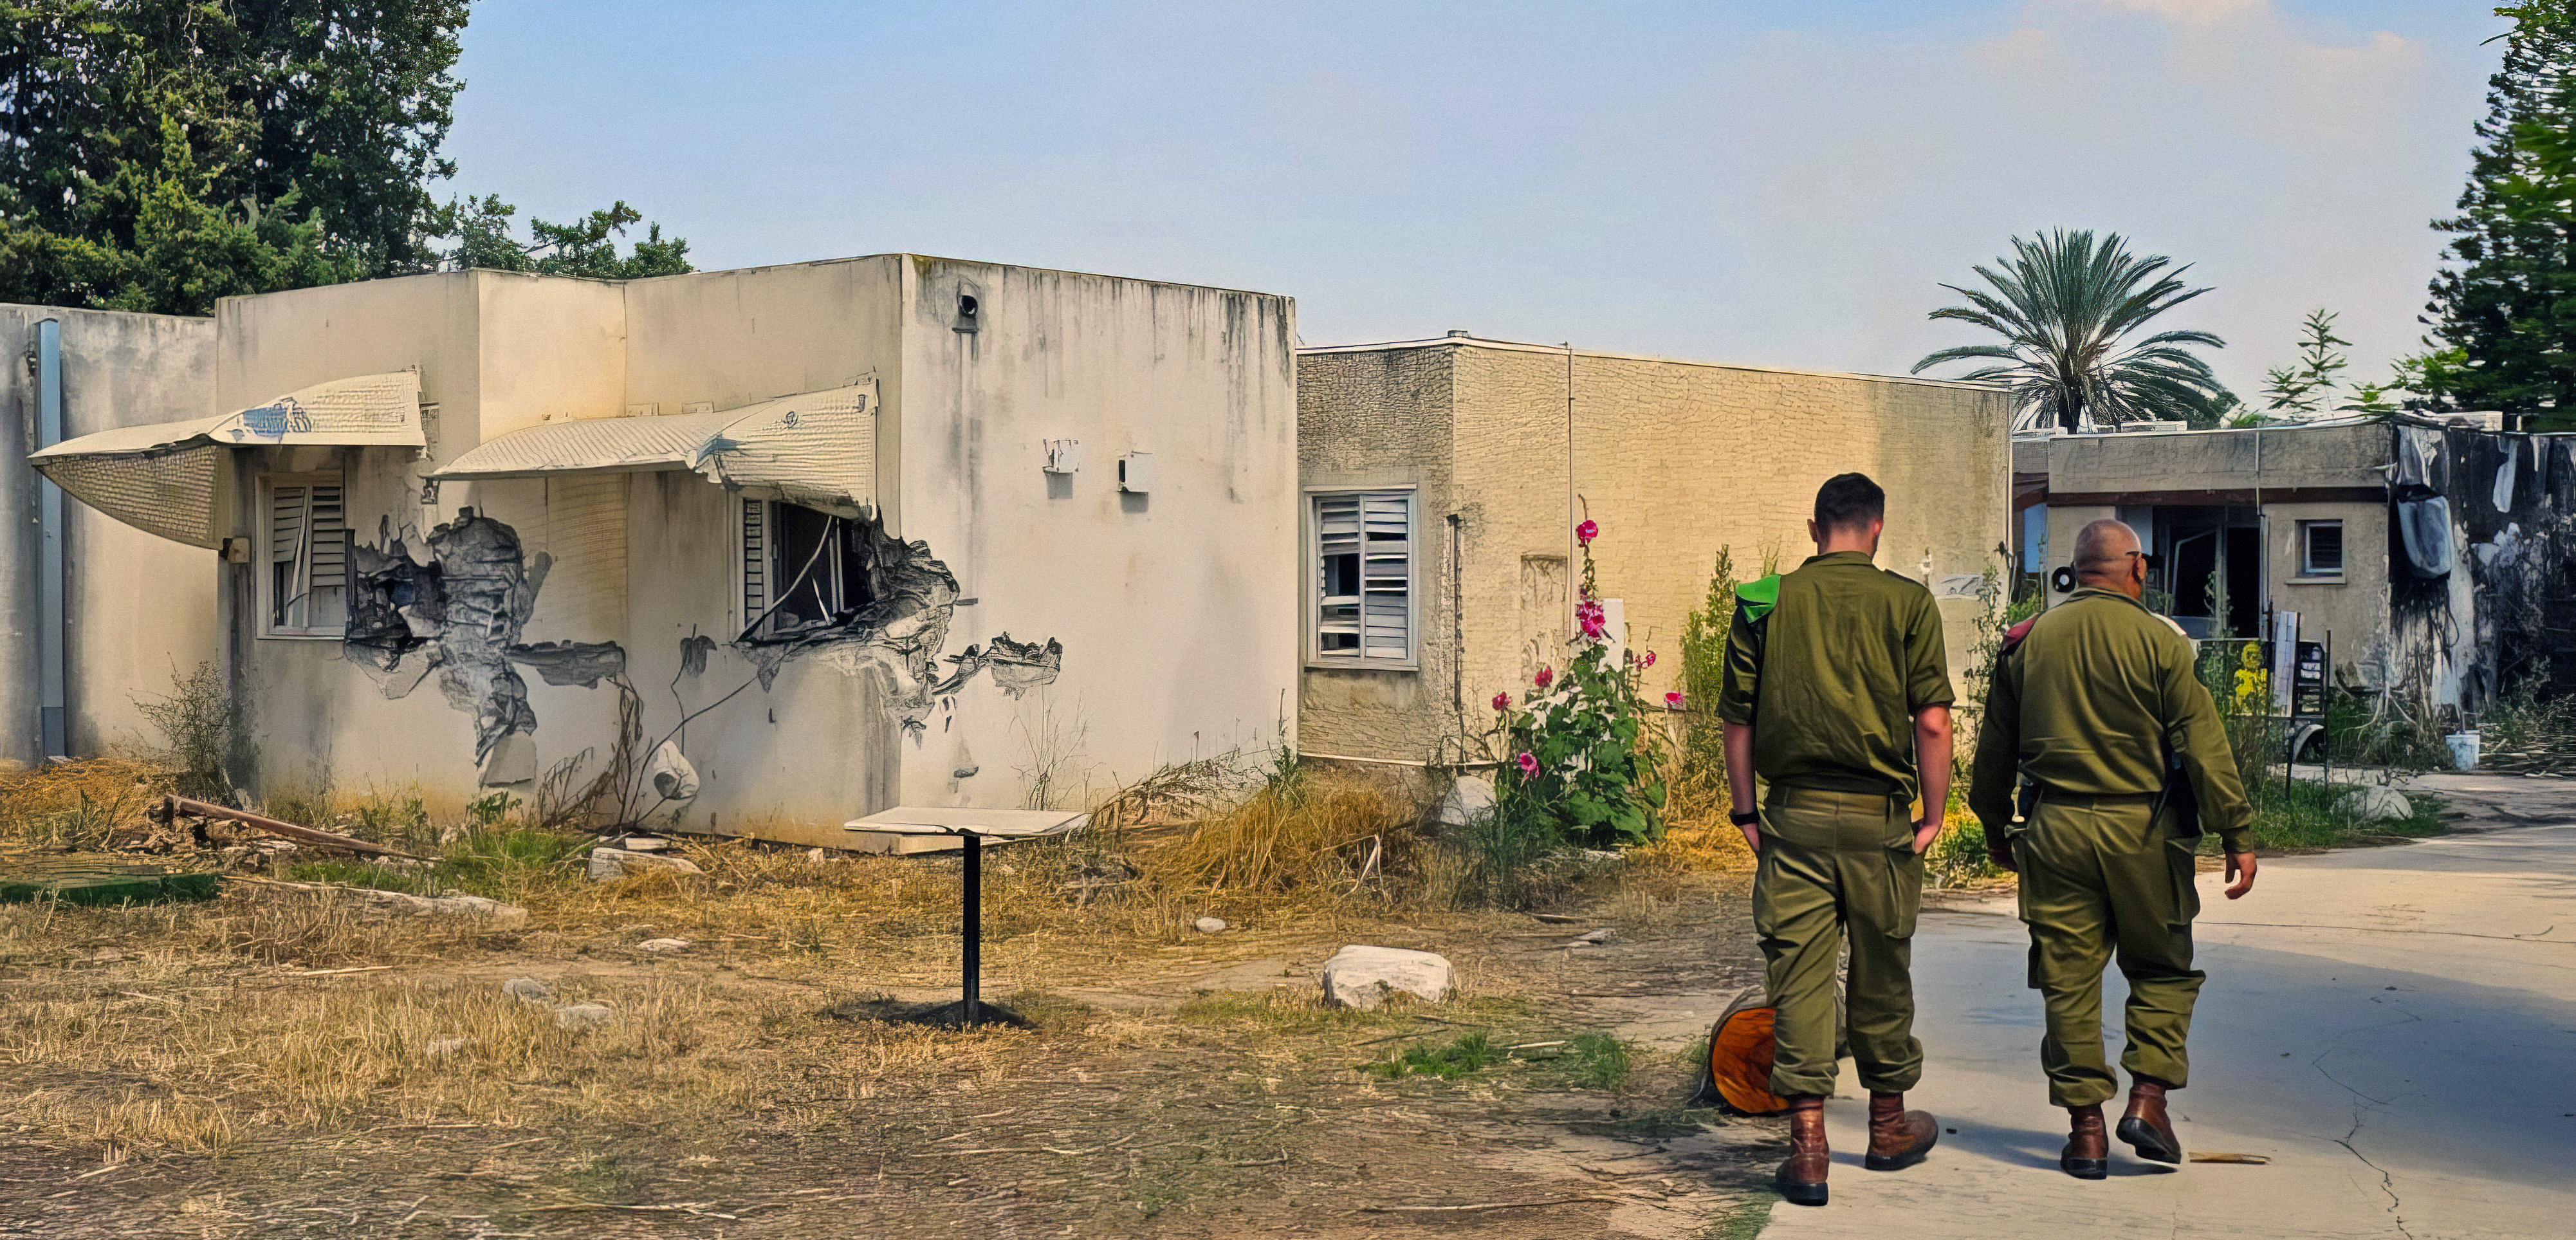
[0,756,170,851]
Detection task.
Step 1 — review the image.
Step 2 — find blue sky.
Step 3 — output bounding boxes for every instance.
[444,1,2507,400]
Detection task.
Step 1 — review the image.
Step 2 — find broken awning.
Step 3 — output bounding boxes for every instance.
[430,380,878,516]
[29,371,425,550]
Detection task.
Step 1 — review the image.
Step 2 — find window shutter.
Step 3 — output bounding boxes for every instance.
[1316,495,1361,655]
[306,483,345,591]
[1359,493,1411,660]
[271,485,308,567]
[742,498,768,624]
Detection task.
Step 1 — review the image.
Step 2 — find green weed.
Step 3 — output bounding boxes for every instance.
[1362,1031,1502,1080]
[1561,1031,1633,1089]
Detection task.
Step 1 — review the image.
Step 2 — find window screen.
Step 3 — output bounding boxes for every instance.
[742,500,874,640]
[1314,490,1413,663]
[2301,521,2344,576]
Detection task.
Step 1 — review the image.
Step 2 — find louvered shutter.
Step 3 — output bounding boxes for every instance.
[270,484,309,629]
[742,498,768,628]
[1359,494,1411,660]
[267,479,347,633]
[1314,491,1412,662]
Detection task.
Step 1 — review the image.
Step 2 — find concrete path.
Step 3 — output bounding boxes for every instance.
[1761,802,2576,1239]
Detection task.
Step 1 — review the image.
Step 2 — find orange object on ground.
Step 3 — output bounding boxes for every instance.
[1691,999,1790,1115]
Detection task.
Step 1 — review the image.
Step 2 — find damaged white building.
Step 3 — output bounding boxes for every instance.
[0,259,1300,847]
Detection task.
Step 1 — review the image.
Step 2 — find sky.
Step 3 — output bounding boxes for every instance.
[443,0,2508,402]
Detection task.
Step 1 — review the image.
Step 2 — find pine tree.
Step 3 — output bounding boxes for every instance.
[2424,2,2576,430]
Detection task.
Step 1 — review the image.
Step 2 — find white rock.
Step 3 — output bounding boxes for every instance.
[588,846,703,880]
[426,1037,468,1057]
[638,938,690,953]
[618,836,668,853]
[290,884,527,927]
[805,847,827,863]
[1194,917,1227,934]
[2343,786,2415,824]
[1436,775,1496,828]
[1319,945,1455,1010]
[553,1003,616,1030]
[502,977,552,1003]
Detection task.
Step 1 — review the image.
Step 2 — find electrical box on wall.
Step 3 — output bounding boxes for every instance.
[1118,452,1154,493]
[1044,439,1081,474]
[220,537,251,564]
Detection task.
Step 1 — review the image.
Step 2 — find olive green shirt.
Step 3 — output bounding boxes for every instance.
[1967,587,2255,854]
[1718,551,1955,802]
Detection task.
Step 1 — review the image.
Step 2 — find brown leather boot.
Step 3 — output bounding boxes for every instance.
[2119,1076,2184,1164]
[1774,1095,1829,1206]
[2061,1104,2108,1180]
[1863,1091,1938,1171]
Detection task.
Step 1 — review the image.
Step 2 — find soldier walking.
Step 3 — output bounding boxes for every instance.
[1720,472,1952,1207]
[1969,519,2258,1178]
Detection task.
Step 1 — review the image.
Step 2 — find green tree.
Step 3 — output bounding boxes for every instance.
[0,2,692,314]
[1912,229,2232,432]
[2260,308,2351,418]
[2422,1,2576,430]
[446,196,692,279]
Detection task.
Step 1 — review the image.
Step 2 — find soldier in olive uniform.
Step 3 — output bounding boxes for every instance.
[1969,519,2259,1179]
[1720,473,1952,1207]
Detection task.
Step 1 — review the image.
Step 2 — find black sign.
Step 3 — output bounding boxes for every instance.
[2292,640,2326,719]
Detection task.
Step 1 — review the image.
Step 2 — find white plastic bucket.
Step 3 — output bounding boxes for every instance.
[2445,732,2480,772]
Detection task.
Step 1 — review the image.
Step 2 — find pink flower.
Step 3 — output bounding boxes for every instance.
[1491,691,1511,712]
[1576,519,1598,546]
[1534,666,1554,690]
[1581,613,1607,640]
[1642,651,1656,668]
[1516,752,1540,777]
[1665,690,1686,708]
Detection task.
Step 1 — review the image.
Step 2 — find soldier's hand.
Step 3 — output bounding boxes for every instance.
[1986,836,2016,872]
[1911,817,1943,856]
[2224,851,2258,899]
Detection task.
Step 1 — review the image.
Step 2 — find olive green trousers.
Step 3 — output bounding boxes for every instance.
[1754,786,1924,1098]
[2010,795,2205,1107]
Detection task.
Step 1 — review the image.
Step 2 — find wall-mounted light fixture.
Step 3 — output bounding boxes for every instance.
[1044,439,1081,474]
[1118,452,1154,493]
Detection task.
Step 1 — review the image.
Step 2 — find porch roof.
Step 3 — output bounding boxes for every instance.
[431,380,878,516]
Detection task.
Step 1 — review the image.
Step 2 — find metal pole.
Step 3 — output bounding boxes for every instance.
[961,831,982,1025]
[33,319,64,759]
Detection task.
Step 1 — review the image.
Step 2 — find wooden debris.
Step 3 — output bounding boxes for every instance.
[160,794,424,860]
[1359,1194,1619,1214]
[2189,1152,2271,1164]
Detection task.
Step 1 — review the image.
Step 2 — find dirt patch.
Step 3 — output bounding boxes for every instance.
[0,855,1781,1238]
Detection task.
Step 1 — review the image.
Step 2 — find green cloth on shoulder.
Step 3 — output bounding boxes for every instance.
[1718,550,1954,802]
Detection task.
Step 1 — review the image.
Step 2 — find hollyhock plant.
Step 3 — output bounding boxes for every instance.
[1492,692,1512,712]
[1666,690,1685,708]
[1488,515,1668,851]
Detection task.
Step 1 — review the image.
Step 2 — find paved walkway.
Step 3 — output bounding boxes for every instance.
[1762,786,2576,1239]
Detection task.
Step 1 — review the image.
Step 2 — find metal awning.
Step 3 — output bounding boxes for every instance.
[432,380,878,516]
[30,371,425,550]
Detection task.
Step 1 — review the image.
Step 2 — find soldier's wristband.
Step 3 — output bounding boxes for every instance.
[1729,810,1760,828]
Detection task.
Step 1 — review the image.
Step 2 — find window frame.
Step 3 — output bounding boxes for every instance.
[2296,519,2346,580]
[739,497,869,642]
[1303,486,1419,672]
[258,471,351,640]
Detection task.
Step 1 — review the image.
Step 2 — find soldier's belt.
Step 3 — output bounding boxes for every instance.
[2029,790,2160,809]
[1766,786,1908,814]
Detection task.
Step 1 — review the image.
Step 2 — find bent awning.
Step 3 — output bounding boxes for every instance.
[430,380,878,516]
[30,371,425,549]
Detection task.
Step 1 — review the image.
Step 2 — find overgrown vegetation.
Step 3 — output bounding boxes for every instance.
[131,660,239,802]
[2481,666,2576,773]
[1491,517,1668,851]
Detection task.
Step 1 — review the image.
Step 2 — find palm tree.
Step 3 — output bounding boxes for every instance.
[1911,230,2231,432]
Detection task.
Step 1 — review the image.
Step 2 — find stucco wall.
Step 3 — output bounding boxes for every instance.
[1296,340,2013,763]
[0,305,219,764]
[1295,346,1456,759]
[2048,423,2389,495]
[899,259,1301,811]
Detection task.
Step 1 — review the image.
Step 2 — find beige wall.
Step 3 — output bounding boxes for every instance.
[898,259,1302,812]
[1297,340,2014,762]
[2267,500,2391,685]
[0,305,221,763]
[2047,423,2388,495]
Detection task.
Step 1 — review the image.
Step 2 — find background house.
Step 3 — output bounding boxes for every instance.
[1294,333,2014,763]
[2015,418,2576,717]
[8,257,1300,847]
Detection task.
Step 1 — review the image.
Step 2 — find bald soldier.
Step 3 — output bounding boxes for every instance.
[1969,519,2258,1179]
[1721,473,1950,1208]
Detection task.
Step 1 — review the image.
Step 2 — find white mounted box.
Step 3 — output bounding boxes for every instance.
[1044,438,1081,474]
[1118,451,1154,493]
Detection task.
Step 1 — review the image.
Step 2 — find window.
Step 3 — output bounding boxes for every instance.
[741,499,874,640]
[1311,490,1414,665]
[262,474,347,637]
[2299,520,2344,577]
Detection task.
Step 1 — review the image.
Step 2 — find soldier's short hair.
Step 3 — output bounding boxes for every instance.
[2074,519,2142,573]
[1814,473,1886,532]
